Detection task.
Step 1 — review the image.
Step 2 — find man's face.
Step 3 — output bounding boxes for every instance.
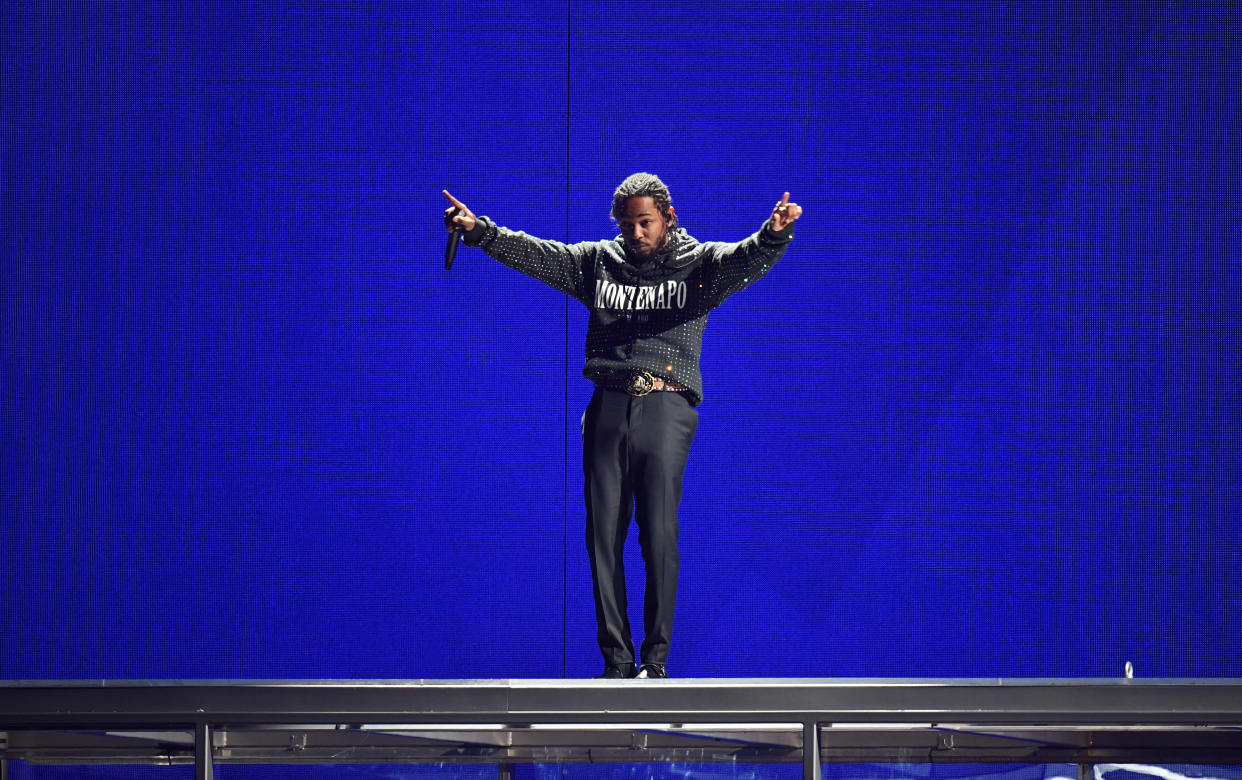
[617,196,670,259]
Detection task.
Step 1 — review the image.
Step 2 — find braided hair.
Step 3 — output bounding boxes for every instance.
[610,172,677,230]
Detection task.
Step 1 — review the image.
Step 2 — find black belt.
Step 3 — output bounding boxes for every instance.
[602,371,688,397]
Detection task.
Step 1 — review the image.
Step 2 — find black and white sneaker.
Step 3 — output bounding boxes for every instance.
[634,663,668,679]
[594,663,636,679]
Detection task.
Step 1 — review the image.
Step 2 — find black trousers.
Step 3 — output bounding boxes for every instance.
[582,386,698,667]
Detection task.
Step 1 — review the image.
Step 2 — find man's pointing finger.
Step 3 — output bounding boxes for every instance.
[442,189,466,210]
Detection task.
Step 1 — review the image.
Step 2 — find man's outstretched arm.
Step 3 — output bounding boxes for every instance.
[703,191,804,303]
[441,189,591,302]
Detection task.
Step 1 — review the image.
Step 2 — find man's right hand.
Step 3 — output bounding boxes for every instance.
[443,190,477,233]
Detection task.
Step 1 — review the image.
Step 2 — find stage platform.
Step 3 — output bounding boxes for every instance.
[3,679,1241,779]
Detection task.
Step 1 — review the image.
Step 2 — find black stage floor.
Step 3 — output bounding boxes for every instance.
[3,679,1241,779]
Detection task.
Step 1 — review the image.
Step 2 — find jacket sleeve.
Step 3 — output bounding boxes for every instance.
[463,216,592,303]
[700,221,794,306]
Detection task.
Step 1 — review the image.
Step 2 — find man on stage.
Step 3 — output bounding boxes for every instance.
[443,174,802,678]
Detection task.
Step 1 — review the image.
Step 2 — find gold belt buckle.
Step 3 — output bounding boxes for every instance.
[625,371,656,396]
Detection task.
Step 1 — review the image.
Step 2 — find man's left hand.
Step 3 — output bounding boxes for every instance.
[769,192,803,232]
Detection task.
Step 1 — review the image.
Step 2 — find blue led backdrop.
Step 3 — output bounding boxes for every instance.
[2,2,1239,681]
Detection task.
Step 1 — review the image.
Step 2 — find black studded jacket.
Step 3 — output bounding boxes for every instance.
[462,216,794,406]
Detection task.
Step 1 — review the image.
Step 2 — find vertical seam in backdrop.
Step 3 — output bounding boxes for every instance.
[562,0,571,680]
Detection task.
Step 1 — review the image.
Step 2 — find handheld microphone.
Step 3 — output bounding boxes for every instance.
[445,210,463,270]
[449,226,464,270]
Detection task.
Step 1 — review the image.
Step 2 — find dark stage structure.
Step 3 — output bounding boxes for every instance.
[3,679,1241,779]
